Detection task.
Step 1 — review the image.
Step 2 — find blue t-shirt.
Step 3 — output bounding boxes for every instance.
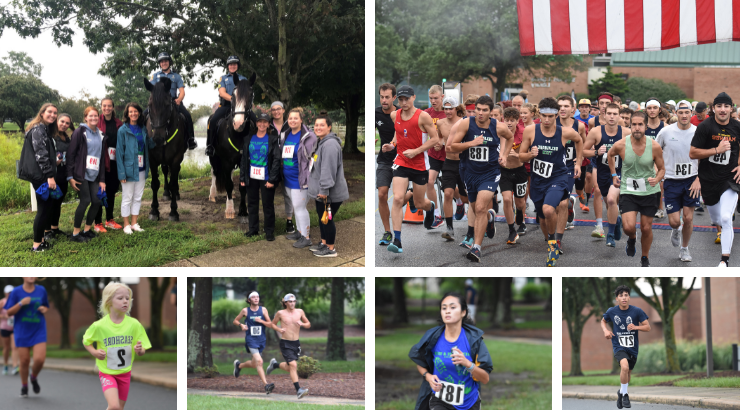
[130,125,145,172]
[283,131,301,189]
[244,306,267,347]
[433,330,479,410]
[603,305,648,357]
[249,135,269,181]
[6,285,49,347]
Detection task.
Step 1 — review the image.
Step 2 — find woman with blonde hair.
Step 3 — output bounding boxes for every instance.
[83,282,151,410]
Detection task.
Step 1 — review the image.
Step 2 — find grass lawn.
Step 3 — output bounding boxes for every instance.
[674,377,740,388]
[187,395,363,410]
[562,374,686,386]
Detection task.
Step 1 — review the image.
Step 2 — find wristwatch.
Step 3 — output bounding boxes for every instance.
[422,371,429,379]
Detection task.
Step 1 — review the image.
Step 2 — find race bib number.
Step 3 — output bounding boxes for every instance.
[250,166,266,180]
[516,181,528,197]
[250,326,262,336]
[618,335,635,348]
[108,147,116,161]
[468,146,488,162]
[532,159,553,178]
[106,345,131,370]
[674,162,692,177]
[434,382,465,406]
[602,153,619,167]
[86,155,100,171]
[626,178,647,192]
[137,155,144,168]
[709,152,730,165]
[566,146,575,161]
[283,144,296,159]
[309,154,317,173]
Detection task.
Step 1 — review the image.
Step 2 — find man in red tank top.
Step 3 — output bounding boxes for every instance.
[380,85,440,254]
[424,85,447,228]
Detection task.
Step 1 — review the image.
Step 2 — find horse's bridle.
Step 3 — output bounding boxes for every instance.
[227,91,254,153]
[150,102,179,145]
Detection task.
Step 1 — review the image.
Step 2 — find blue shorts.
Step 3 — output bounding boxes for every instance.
[245,339,265,355]
[664,176,700,214]
[530,175,570,219]
[566,169,576,193]
[465,172,501,203]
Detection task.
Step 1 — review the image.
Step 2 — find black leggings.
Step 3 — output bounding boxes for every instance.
[315,200,342,245]
[31,181,52,243]
[95,161,119,224]
[208,104,231,148]
[247,179,276,234]
[46,175,68,229]
[74,179,101,229]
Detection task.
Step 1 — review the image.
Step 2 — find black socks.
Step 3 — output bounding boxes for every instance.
[294,382,300,391]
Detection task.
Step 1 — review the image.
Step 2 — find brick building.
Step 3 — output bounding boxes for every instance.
[562,277,740,372]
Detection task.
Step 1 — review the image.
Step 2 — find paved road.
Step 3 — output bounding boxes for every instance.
[374,157,738,267]
[0,369,176,410]
[563,398,706,410]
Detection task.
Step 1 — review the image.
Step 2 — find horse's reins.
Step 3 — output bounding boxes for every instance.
[150,102,179,146]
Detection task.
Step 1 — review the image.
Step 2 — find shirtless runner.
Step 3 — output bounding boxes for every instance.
[266,293,311,399]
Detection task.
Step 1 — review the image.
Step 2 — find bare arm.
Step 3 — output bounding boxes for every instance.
[565,128,583,178]
[84,342,106,360]
[601,318,615,339]
[176,87,186,104]
[233,308,247,328]
[450,118,478,153]
[608,140,625,187]
[5,297,31,316]
[445,118,462,152]
[582,128,599,158]
[517,127,537,162]
[650,141,665,185]
[298,309,311,329]
[270,310,286,334]
[497,121,514,168]
[417,364,442,392]
[409,112,440,156]
[628,319,651,332]
[218,87,231,102]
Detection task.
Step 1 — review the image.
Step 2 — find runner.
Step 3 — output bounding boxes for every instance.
[0,285,19,375]
[554,96,585,250]
[656,100,700,262]
[83,282,151,410]
[619,107,633,128]
[437,97,466,241]
[689,92,740,267]
[265,294,310,399]
[498,107,528,244]
[491,105,503,121]
[233,291,275,394]
[425,85,447,228]
[608,110,665,267]
[518,97,582,266]
[518,103,538,233]
[691,101,709,126]
[644,98,666,219]
[380,85,440,254]
[409,292,492,410]
[4,277,49,397]
[575,99,593,213]
[465,280,477,324]
[600,285,650,409]
[449,95,514,262]
[376,83,399,245]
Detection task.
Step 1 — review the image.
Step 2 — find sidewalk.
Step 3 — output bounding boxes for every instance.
[43,358,176,389]
[164,216,365,267]
[187,388,365,406]
[563,385,740,410]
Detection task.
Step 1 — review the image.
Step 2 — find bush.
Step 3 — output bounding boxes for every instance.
[626,77,687,104]
[519,283,551,303]
[296,356,322,379]
[633,342,734,373]
[300,298,331,330]
[211,298,244,333]
[143,327,178,347]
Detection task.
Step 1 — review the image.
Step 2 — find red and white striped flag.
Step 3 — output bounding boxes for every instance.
[517,0,740,56]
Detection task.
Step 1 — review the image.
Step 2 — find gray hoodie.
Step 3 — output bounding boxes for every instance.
[308,132,349,202]
[80,123,103,182]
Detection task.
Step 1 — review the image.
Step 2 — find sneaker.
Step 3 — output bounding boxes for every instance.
[309,242,327,252]
[131,223,144,232]
[123,225,133,235]
[265,383,275,394]
[387,238,403,253]
[606,233,616,247]
[31,377,39,394]
[565,220,575,230]
[614,216,622,241]
[695,205,704,212]
[424,201,436,229]
[285,231,302,240]
[407,190,417,213]
[105,220,123,230]
[579,201,590,213]
[466,247,481,263]
[557,239,564,255]
[655,209,665,219]
[459,235,473,249]
[431,215,444,229]
[568,195,575,223]
[679,248,692,262]
[266,232,275,241]
[715,231,721,244]
[718,260,728,267]
[378,231,392,245]
[546,240,559,266]
[617,390,623,409]
[441,227,455,241]
[81,230,97,239]
[12,366,18,375]
[297,387,309,399]
[517,224,527,236]
[286,219,295,234]
[266,358,278,375]
[43,231,54,242]
[506,230,519,244]
[94,223,107,233]
[69,233,90,243]
[626,238,636,257]
[20,385,28,398]
[292,236,312,248]
[31,244,47,253]
[314,247,337,258]
[640,257,650,267]
[486,210,496,239]
[51,228,66,237]
[454,203,466,220]
[244,230,259,238]
[233,360,241,377]
[670,227,682,247]
[3,365,7,375]
[622,393,631,408]
[591,226,605,238]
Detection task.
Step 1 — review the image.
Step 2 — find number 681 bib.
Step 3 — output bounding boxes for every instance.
[106,345,132,370]
[434,381,465,406]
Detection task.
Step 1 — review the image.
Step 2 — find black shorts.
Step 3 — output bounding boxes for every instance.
[615,350,637,370]
[279,339,301,363]
[376,162,394,189]
[0,329,12,338]
[428,156,444,173]
[499,166,529,198]
[429,392,481,410]
[393,165,429,186]
[619,192,661,217]
[441,159,467,197]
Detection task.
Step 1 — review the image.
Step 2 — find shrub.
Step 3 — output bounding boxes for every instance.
[300,298,331,330]
[520,283,551,303]
[626,77,687,104]
[633,342,734,373]
[297,356,322,379]
[211,298,244,333]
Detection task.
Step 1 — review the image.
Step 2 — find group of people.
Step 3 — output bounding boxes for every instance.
[376,82,740,267]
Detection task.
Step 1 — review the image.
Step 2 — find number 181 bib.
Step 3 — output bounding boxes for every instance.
[434,381,465,406]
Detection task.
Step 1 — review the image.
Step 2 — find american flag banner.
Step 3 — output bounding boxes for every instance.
[517,0,740,56]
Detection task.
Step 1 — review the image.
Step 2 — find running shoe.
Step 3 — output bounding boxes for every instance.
[123,225,133,235]
[68,233,88,243]
[640,257,650,267]
[517,224,527,236]
[265,383,275,394]
[431,215,444,229]
[617,390,624,409]
[715,232,721,244]
[614,216,622,241]
[105,220,123,230]
[466,247,481,263]
[654,209,665,219]
[297,387,309,399]
[695,205,704,212]
[579,202,590,213]
[568,195,575,223]
[43,231,54,242]
[626,238,636,257]
[718,261,728,267]
[546,240,559,266]
[93,223,107,233]
[442,227,455,241]
[591,226,605,238]
[266,358,278,375]
[459,235,473,249]
[557,240,564,255]
[2,365,7,375]
[622,393,631,408]
[314,247,337,258]
[131,223,144,232]
[51,228,66,237]
[506,231,519,244]
[408,190,417,213]
[378,231,392,245]
[423,201,436,229]
[31,377,39,394]
[31,245,47,253]
[485,210,496,239]
[266,232,275,241]
[670,227,682,247]
[292,236,312,248]
[454,203,466,220]
[387,238,403,253]
[12,366,18,375]
[679,248,692,262]
[20,385,28,398]
[81,230,97,239]
[565,220,574,230]
[286,219,295,234]
[310,242,327,252]
[233,360,241,377]
[285,231,302,240]
[606,233,616,247]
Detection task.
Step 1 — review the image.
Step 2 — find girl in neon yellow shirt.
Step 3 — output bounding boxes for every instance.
[83,282,151,410]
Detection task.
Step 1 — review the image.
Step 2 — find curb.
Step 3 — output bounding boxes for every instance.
[562,391,740,410]
[188,388,365,406]
[43,363,177,390]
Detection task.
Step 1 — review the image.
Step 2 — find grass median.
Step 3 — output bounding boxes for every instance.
[187,395,363,410]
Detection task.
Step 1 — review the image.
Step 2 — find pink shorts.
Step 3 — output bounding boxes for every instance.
[99,371,131,401]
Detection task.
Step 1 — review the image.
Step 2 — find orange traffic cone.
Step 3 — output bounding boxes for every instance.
[403,203,424,224]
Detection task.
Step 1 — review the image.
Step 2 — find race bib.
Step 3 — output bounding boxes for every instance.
[468,146,489,162]
[309,154,317,172]
[108,147,116,161]
[283,144,296,159]
[250,326,262,336]
[86,155,100,171]
[618,335,635,348]
[566,146,575,161]
[434,382,465,406]
[602,153,619,167]
[674,162,692,177]
[516,181,528,197]
[709,152,730,165]
[106,345,132,370]
[250,166,266,180]
[532,158,553,178]
[137,155,144,168]
[626,178,647,192]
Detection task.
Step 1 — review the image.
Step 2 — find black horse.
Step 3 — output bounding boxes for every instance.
[144,77,187,221]
[208,72,256,223]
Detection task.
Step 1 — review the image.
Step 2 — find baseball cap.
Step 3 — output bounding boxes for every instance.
[3,285,13,294]
[443,96,458,107]
[465,279,473,286]
[256,112,270,122]
[397,85,415,98]
[666,100,676,107]
[676,100,692,111]
[283,293,296,302]
[578,98,591,106]
[695,101,707,112]
[629,101,639,111]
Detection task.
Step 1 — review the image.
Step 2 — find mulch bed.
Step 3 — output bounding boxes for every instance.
[212,325,365,339]
[651,370,740,386]
[188,372,365,400]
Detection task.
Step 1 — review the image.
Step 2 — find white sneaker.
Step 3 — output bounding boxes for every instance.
[123,225,133,235]
[565,221,575,230]
[670,227,682,247]
[655,209,665,219]
[679,248,692,262]
[718,261,728,267]
[131,223,145,232]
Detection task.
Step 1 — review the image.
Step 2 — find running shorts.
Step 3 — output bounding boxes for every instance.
[663,176,700,214]
[441,159,467,197]
[99,371,131,401]
[619,192,661,217]
[393,165,429,186]
[279,339,301,363]
[499,166,528,198]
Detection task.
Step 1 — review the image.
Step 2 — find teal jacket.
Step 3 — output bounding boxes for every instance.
[115,123,156,181]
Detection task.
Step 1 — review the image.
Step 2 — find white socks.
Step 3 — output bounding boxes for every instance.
[621,383,628,394]
[596,218,603,228]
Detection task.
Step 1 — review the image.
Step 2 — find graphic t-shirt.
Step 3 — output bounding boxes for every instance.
[6,285,48,347]
[691,117,740,185]
[283,131,301,189]
[83,315,152,375]
[432,331,479,410]
[249,136,269,181]
[244,306,267,346]
[603,305,648,358]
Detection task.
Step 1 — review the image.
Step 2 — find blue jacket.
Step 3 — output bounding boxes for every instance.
[408,324,493,410]
[116,123,156,181]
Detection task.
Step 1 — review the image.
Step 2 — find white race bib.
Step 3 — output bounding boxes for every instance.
[626,178,647,192]
[709,152,730,165]
[283,144,296,159]
[618,335,635,348]
[86,155,100,171]
[106,345,132,370]
[674,162,692,177]
[137,155,144,168]
[434,382,465,406]
[532,158,553,178]
[516,181,528,197]
[108,147,116,161]
[250,166,266,180]
[250,326,262,336]
[602,153,619,167]
[309,154,317,172]
[468,146,489,162]
[566,146,575,161]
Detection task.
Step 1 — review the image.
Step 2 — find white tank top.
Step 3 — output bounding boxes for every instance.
[656,123,698,179]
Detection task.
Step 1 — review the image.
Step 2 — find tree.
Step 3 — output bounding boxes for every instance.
[392,278,409,324]
[563,277,595,376]
[97,44,150,112]
[0,51,43,77]
[588,67,629,100]
[0,74,59,130]
[187,277,213,374]
[44,278,78,348]
[626,77,687,104]
[148,277,171,350]
[326,278,346,360]
[76,277,117,316]
[481,278,501,328]
[189,104,214,123]
[57,90,102,125]
[590,277,622,375]
[374,23,409,85]
[187,277,194,333]
[500,277,513,329]
[627,277,696,373]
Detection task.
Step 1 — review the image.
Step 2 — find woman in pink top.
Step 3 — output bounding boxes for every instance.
[0,285,19,375]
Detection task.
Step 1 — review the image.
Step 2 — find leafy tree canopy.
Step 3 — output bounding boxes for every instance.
[626,77,687,104]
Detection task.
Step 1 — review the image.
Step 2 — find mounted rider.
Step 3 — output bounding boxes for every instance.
[150,52,197,150]
[206,55,255,156]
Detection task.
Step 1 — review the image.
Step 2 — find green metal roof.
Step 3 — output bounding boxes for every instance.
[610,42,740,67]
